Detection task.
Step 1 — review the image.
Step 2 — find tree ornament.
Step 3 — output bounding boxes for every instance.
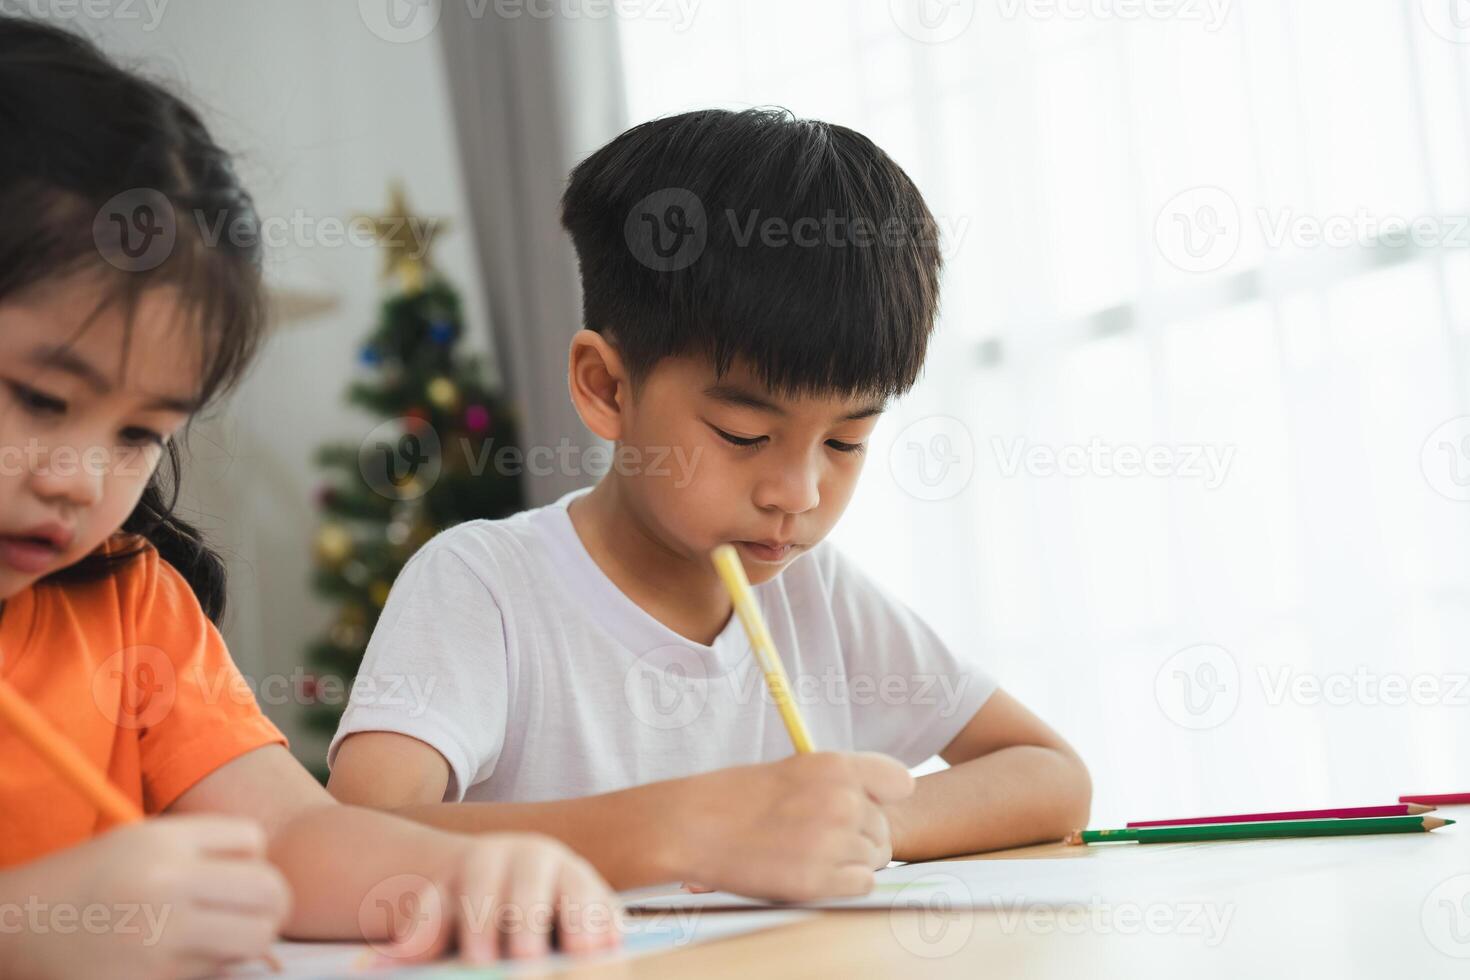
[426,376,459,411]
[464,404,491,433]
[314,524,353,566]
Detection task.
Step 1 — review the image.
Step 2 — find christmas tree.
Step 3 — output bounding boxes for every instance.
[300,184,523,774]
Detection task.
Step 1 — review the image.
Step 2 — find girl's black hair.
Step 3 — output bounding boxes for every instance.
[0,16,266,624]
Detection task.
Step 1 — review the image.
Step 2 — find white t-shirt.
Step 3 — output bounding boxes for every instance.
[328,491,995,803]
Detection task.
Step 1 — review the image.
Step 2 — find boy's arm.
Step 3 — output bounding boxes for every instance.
[329,731,915,898]
[882,688,1092,861]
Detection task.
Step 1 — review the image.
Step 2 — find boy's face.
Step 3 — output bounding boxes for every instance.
[617,355,883,584]
[0,277,198,600]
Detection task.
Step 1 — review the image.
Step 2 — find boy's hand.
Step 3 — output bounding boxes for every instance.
[673,751,915,901]
[369,834,622,966]
[3,815,289,980]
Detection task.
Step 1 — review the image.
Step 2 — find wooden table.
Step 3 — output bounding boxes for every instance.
[552,806,1470,979]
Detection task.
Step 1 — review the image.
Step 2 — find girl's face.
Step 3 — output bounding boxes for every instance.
[0,275,201,601]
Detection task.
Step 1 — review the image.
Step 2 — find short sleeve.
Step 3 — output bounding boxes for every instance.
[129,551,287,813]
[327,534,509,801]
[818,545,996,766]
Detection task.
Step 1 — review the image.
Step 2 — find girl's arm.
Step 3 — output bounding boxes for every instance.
[167,745,619,963]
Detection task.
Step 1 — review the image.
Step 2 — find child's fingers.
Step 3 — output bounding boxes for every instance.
[375,878,451,968]
[857,805,893,860]
[453,850,510,965]
[826,826,886,876]
[498,847,564,960]
[554,859,622,954]
[191,860,292,924]
[827,862,878,898]
[153,814,270,859]
[849,753,916,805]
[177,906,281,965]
[172,950,255,980]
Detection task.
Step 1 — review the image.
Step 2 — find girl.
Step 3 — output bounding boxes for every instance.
[0,16,619,979]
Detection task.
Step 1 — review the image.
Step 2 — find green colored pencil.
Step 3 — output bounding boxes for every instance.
[1066,815,1454,845]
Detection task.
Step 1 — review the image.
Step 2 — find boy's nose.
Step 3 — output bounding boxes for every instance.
[753,458,821,516]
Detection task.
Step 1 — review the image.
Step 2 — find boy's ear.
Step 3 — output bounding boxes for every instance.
[568,329,629,441]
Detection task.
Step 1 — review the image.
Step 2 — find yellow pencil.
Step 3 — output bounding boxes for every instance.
[0,676,142,825]
[710,544,816,754]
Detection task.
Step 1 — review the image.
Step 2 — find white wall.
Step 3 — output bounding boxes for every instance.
[69,0,493,757]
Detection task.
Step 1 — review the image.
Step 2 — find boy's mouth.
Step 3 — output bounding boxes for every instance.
[734,540,799,563]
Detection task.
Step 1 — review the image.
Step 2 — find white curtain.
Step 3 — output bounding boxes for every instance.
[438,4,627,505]
[619,0,1470,822]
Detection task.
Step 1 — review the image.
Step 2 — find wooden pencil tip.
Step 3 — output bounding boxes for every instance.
[1064,830,1084,845]
[1407,803,1437,815]
[1424,817,1453,830]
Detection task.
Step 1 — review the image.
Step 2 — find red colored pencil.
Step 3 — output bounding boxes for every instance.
[1399,793,1470,805]
[1127,803,1435,828]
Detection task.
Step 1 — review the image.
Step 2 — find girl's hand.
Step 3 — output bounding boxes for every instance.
[2,815,290,980]
[370,834,622,965]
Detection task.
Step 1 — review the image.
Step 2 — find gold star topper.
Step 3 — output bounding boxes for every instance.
[358,181,449,295]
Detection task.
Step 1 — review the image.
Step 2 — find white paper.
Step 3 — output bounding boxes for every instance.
[624,837,1409,913]
[225,909,809,978]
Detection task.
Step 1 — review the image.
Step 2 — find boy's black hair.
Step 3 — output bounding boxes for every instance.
[560,108,942,398]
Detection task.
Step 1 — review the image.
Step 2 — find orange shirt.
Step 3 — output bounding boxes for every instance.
[0,539,285,867]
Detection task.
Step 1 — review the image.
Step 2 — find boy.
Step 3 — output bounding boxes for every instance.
[328,109,1090,901]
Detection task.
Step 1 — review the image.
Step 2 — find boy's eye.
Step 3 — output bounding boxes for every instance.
[826,439,866,454]
[710,424,767,448]
[7,381,66,416]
